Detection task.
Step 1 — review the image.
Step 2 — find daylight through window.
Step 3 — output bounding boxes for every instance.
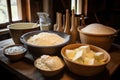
[0,0,22,24]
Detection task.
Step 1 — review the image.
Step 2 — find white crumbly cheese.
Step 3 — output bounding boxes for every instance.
[35,55,64,71]
[65,45,106,65]
[5,46,26,55]
[27,32,65,46]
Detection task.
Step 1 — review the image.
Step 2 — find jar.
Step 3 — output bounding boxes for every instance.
[37,12,51,31]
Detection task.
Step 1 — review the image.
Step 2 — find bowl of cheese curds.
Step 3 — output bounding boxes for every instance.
[34,55,65,77]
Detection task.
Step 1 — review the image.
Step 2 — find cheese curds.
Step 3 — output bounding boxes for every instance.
[35,55,64,71]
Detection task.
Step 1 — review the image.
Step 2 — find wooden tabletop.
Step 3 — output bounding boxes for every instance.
[0,39,120,80]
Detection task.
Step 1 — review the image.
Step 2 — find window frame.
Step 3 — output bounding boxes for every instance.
[0,0,30,29]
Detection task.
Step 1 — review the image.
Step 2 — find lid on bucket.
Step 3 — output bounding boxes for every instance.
[81,23,117,36]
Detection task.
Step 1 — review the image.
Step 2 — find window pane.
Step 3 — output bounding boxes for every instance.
[11,0,21,21]
[0,0,9,23]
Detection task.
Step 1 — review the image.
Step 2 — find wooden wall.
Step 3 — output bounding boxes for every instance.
[0,0,120,44]
[87,0,120,28]
[29,0,71,28]
[29,0,120,28]
[87,0,120,44]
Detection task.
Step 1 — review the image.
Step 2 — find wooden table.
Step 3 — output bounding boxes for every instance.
[0,39,120,80]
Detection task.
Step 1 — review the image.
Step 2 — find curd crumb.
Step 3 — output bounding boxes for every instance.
[35,55,64,71]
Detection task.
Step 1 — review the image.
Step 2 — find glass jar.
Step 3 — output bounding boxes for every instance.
[37,12,51,31]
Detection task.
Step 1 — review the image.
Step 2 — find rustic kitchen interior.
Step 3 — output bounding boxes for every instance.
[0,0,120,80]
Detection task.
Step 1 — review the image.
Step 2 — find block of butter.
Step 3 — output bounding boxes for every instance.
[65,50,76,60]
[65,45,106,65]
[94,52,104,60]
[72,50,83,61]
[83,57,95,65]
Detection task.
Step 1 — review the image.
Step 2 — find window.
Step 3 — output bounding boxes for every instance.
[0,0,9,23]
[71,0,88,16]
[0,0,22,24]
[11,0,22,21]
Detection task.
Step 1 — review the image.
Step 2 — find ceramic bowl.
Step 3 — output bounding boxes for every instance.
[8,22,40,44]
[3,44,27,61]
[20,30,71,59]
[34,55,65,77]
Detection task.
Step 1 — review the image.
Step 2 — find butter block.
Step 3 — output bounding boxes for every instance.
[84,50,95,59]
[94,52,105,60]
[79,45,91,54]
[72,50,83,61]
[84,58,95,65]
[65,49,76,60]
[94,59,105,65]
[75,58,84,64]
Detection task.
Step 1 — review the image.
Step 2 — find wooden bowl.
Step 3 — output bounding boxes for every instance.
[3,44,27,61]
[34,55,65,77]
[8,22,40,44]
[61,43,111,76]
